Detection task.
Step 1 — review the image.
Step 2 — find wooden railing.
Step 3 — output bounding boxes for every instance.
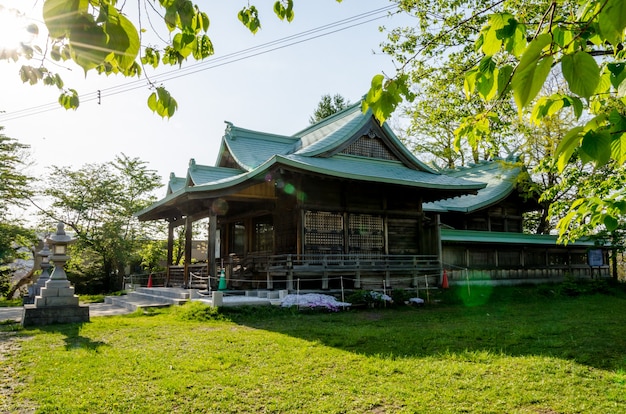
[264,254,441,290]
[167,264,209,288]
[166,255,441,291]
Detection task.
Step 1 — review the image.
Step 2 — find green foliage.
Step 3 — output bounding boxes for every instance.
[147,87,178,118]
[5,1,349,117]
[308,93,350,124]
[172,301,226,322]
[346,290,392,307]
[273,0,294,22]
[40,154,163,293]
[376,0,626,242]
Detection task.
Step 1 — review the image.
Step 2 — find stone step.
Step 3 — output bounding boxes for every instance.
[105,290,189,311]
[134,287,191,300]
[104,295,169,312]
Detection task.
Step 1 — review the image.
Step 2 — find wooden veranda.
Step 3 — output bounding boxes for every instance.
[165,253,442,291]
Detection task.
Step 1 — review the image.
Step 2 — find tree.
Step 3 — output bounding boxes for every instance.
[366,0,626,242]
[38,154,162,292]
[309,94,350,124]
[1,0,339,118]
[0,129,36,298]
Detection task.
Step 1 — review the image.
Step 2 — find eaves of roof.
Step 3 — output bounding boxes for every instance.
[424,161,520,213]
[136,153,486,220]
[276,154,485,190]
[221,123,298,171]
[187,164,244,186]
[441,229,601,246]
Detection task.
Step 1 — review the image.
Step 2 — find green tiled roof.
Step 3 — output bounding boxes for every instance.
[424,160,520,213]
[136,100,487,220]
[219,123,297,171]
[186,158,243,186]
[441,229,601,247]
[167,174,186,195]
[278,154,482,190]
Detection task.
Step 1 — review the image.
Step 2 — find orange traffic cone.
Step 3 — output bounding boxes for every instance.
[147,274,153,288]
[441,269,449,289]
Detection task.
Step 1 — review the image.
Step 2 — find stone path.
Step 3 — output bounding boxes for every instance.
[0,303,133,323]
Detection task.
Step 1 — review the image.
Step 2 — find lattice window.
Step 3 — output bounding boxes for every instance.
[304,211,344,253]
[341,136,398,161]
[498,250,521,267]
[348,214,384,255]
[468,249,494,266]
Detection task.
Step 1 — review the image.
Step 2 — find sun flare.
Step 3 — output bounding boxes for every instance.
[0,4,36,55]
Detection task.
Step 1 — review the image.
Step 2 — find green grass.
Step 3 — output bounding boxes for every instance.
[3,283,626,413]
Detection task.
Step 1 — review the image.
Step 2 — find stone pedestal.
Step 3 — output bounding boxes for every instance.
[21,273,90,326]
[22,304,90,327]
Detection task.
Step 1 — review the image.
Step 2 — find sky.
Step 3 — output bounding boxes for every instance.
[0,1,414,200]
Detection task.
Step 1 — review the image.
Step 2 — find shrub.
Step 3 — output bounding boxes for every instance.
[173,301,226,322]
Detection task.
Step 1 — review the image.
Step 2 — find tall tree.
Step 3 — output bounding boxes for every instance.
[368,0,626,242]
[309,94,350,124]
[39,154,162,292]
[0,129,36,298]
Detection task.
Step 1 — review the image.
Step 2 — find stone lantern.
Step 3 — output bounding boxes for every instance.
[33,241,52,297]
[22,222,90,326]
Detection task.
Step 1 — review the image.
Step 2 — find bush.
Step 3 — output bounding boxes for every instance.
[173,301,226,322]
[346,290,393,307]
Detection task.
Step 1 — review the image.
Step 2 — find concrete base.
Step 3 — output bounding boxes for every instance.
[21,305,90,327]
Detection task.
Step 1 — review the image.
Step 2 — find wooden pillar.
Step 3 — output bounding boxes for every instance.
[166,220,175,286]
[208,211,217,283]
[184,216,193,288]
[287,254,294,290]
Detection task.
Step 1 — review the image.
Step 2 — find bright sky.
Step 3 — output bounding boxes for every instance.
[0,1,413,199]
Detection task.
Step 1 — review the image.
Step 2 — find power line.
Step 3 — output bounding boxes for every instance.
[0,5,398,122]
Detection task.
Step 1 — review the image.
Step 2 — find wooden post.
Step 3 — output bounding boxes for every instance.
[355,256,361,289]
[166,220,175,287]
[184,216,192,288]
[322,255,329,290]
[208,210,217,287]
[287,254,293,290]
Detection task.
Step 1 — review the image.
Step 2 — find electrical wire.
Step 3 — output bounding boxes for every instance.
[0,5,398,123]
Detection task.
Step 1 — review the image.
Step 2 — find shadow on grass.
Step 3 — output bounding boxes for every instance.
[223,282,626,371]
[37,323,108,351]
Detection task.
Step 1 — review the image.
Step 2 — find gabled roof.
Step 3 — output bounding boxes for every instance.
[216,123,297,171]
[423,159,524,213]
[185,158,243,186]
[136,100,487,221]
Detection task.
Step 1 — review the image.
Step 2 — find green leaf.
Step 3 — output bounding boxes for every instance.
[147,87,178,118]
[604,215,619,232]
[103,13,140,70]
[58,89,79,110]
[579,130,611,167]
[511,33,553,115]
[610,132,626,164]
[608,62,626,89]
[42,0,88,39]
[598,0,626,46]
[555,126,584,172]
[496,64,513,97]
[238,6,260,34]
[68,15,110,73]
[363,74,410,124]
[481,13,516,56]
[561,51,600,99]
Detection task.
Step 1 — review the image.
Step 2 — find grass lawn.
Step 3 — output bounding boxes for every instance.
[2,282,626,413]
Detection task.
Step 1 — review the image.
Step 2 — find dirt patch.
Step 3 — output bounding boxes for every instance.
[0,331,36,413]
